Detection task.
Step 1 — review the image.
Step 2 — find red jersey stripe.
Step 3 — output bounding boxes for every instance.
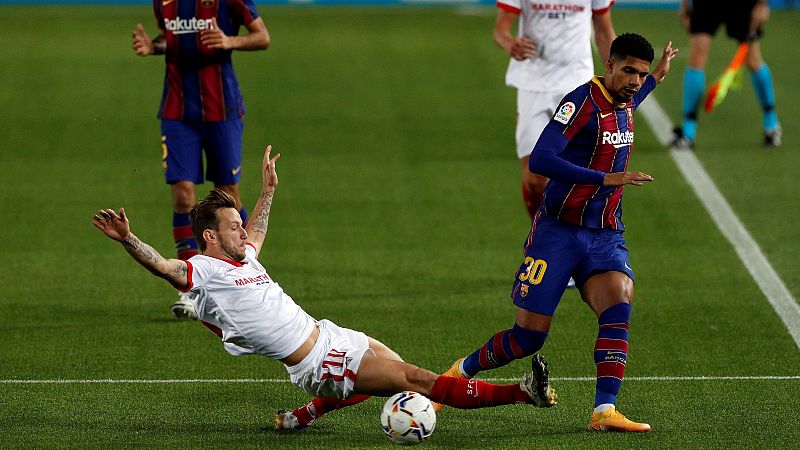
[196,0,225,121]
[199,65,226,121]
[559,185,599,225]
[558,98,599,224]
[563,97,593,141]
[164,63,184,119]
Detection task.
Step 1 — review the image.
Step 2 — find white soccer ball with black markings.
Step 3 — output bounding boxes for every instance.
[380,391,436,445]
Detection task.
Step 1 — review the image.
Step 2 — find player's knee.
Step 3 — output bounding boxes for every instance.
[368,338,404,362]
[745,58,763,73]
[404,365,437,394]
[171,183,196,212]
[618,276,634,302]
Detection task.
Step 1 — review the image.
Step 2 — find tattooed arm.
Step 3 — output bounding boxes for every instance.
[245,145,281,257]
[92,208,189,290]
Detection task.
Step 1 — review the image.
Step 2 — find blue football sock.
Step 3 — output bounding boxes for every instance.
[750,64,779,131]
[681,68,705,141]
[462,325,548,378]
[173,212,198,260]
[239,207,249,227]
[594,303,631,407]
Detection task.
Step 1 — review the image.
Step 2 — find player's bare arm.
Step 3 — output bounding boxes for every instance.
[493,9,535,61]
[652,41,679,84]
[245,145,281,257]
[92,208,188,290]
[591,10,616,62]
[603,171,653,187]
[200,17,269,51]
[132,23,165,56]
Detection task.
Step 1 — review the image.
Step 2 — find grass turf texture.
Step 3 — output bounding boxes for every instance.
[1,5,799,448]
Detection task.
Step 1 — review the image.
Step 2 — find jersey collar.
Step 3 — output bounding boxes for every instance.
[205,254,248,267]
[591,76,627,108]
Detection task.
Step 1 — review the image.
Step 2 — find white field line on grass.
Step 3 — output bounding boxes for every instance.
[2,376,799,384]
[638,98,800,350]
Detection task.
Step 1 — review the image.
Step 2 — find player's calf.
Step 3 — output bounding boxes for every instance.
[461,325,548,378]
[274,395,370,431]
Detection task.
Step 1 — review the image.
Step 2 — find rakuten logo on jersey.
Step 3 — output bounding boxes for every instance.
[602,130,634,148]
[164,17,213,35]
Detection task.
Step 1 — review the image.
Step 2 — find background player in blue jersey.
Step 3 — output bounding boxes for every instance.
[673,0,781,149]
[131,0,269,319]
[437,33,678,432]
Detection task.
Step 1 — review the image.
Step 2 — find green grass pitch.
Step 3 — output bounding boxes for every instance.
[1,5,799,448]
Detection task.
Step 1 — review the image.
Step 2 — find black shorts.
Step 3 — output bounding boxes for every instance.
[690,0,761,42]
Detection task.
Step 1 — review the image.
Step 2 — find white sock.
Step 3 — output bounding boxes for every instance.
[594,403,615,413]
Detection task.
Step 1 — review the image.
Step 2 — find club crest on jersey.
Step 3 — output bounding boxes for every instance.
[602,130,635,148]
[521,284,529,297]
[201,0,215,7]
[554,102,576,124]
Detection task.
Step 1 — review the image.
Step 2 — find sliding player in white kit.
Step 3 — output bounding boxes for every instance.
[93,145,557,431]
[496,0,616,220]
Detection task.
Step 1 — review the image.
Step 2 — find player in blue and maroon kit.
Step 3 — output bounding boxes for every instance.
[131,0,269,319]
[438,33,678,432]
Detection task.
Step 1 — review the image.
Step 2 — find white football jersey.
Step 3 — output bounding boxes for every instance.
[498,0,614,92]
[182,243,317,360]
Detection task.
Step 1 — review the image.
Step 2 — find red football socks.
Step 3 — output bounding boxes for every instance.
[428,376,531,409]
[291,394,370,427]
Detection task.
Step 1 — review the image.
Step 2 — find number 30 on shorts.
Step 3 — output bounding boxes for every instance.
[518,257,547,285]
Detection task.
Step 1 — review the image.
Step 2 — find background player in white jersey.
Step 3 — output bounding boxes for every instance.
[93,146,557,431]
[494,0,616,220]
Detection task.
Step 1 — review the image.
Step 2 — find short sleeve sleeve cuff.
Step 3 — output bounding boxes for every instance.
[497,0,522,14]
[229,0,260,25]
[592,0,614,15]
[178,261,195,293]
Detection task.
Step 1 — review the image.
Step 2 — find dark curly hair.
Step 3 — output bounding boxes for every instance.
[610,33,654,63]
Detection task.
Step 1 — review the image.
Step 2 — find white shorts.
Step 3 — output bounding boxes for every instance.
[516,89,568,159]
[285,319,372,399]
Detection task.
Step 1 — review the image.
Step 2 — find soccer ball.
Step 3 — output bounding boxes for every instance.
[380,391,436,445]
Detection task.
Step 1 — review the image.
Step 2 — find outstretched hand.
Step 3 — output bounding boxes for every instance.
[652,41,679,84]
[603,171,654,187]
[93,208,131,241]
[262,145,281,192]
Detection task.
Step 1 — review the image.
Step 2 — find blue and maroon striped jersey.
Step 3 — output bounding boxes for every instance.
[153,0,260,121]
[530,75,657,231]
